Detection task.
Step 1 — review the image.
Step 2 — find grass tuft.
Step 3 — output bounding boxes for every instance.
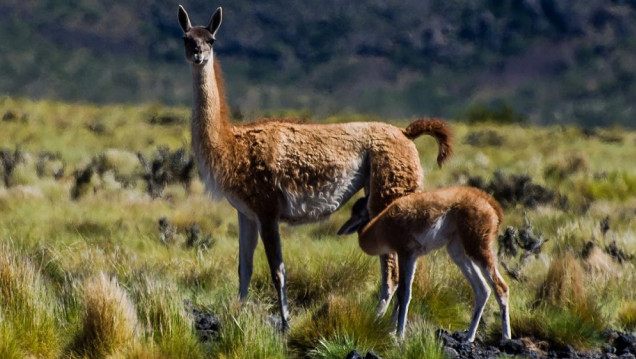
[512,251,606,349]
[538,251,587,309]
[130,274,203,358]
[0,245,60,358]
[210,300,287,359]
[72,272,139,358]
[617,301,636,331]
[288,295,394,358]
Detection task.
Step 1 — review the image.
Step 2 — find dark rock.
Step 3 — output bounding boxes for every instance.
[615,332,636,355]
[185,300,221,342]
[364,350,382,359]
[345,351,364,359]
[619,354,636,359]
[436,328,460,347]
[604,344,617,354]
[550,344,578,358]
[500,338,525,355]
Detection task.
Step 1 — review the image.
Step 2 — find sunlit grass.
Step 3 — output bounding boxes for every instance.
[1,98,635,356]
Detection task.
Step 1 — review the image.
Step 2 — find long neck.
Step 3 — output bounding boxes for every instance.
[190,58,233,160]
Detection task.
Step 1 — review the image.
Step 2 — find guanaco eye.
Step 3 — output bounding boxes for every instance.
[208,38,216,45]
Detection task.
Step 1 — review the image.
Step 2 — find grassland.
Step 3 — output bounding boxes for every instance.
[1,96,635,358]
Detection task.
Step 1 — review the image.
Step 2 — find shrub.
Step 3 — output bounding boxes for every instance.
[465,101,525,124]
[575,171,636,201]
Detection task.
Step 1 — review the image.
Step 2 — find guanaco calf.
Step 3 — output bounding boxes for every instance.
[338,186,511,341]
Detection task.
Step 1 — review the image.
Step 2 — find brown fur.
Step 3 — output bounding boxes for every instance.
[402,118,453,167]
[189,56,452,221]
[359,187,503,262]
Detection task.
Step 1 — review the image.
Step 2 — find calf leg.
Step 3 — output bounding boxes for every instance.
[396,253,417,338]
[377,253,399,316]
[446,239,490,342]
[476,262,511,340]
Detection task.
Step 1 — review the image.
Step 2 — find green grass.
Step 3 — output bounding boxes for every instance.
[1,97,636,357]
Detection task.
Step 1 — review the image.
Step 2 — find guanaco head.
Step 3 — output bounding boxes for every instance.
[178,5,222,66]
[337,197,370,235]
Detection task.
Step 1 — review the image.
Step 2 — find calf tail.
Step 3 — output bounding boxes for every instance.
[402,118,453,167]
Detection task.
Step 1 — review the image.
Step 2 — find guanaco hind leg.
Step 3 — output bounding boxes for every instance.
[238,212,259,300]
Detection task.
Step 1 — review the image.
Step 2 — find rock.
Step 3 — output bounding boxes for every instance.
[615,332,636,355]
[345,350,364,359]
[364,350,382,359]
[550,344,578,358]
[190,306,220,342]
[500,338,525,355]
[436,329,459,347]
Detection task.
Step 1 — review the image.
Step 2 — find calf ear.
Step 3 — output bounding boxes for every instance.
[337,217,366,235]
[178,5,192,33]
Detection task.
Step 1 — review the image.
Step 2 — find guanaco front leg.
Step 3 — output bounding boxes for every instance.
[258,218,290,329]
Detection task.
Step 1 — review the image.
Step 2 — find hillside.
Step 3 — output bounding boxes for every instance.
[1,0,635,127]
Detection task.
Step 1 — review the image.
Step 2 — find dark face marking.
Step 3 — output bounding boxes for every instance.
[183,28,215,66]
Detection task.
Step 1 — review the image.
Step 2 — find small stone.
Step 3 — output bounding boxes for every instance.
[345,350,364,359]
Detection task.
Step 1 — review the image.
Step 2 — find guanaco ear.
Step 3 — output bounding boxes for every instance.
[337,217,366,236]
[178,5,192,33]
[207,7,222,38]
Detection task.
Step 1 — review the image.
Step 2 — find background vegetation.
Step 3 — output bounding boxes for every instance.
[1,0,636,126]
[0,97,634,358]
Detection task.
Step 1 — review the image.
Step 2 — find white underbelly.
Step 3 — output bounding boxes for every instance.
[279,164,366,224]
[414,213,452,254]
